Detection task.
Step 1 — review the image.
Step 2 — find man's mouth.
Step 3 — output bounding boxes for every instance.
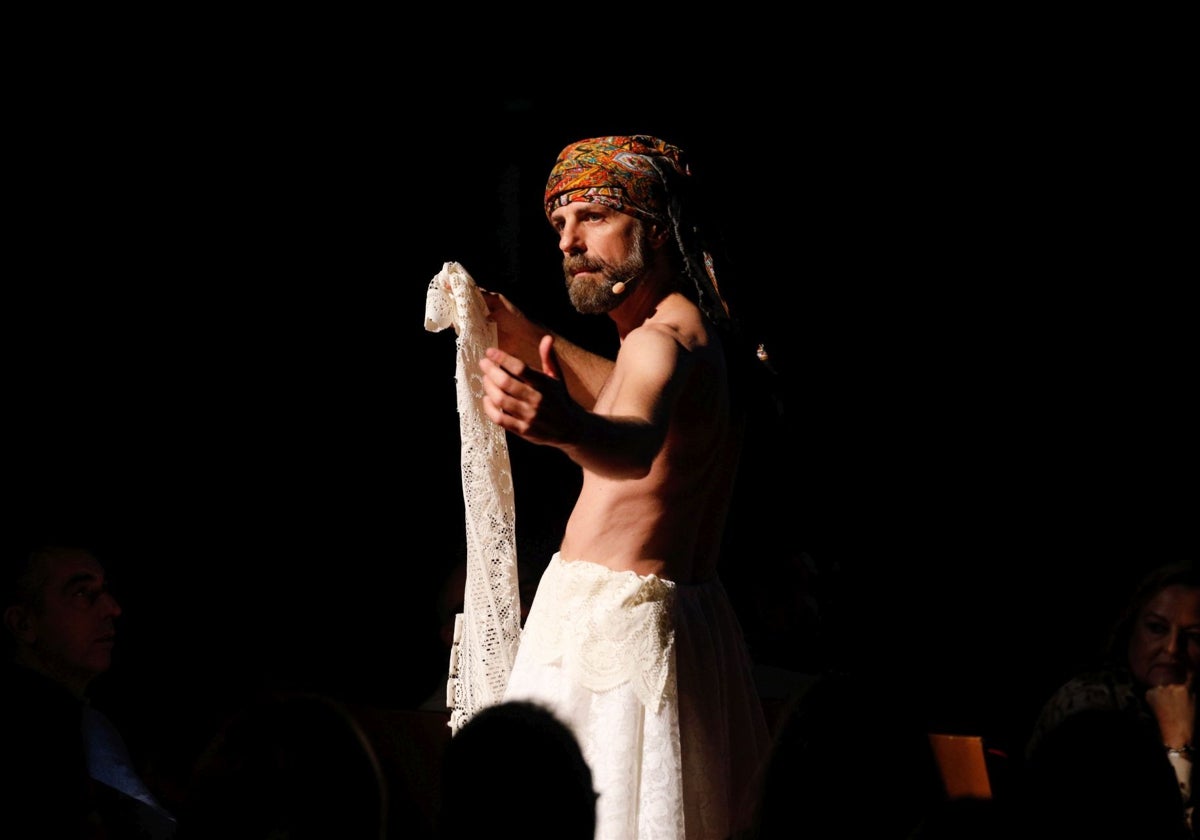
[565,259,603,276]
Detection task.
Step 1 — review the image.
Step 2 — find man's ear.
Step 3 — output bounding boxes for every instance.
[648,224,670,248]
[3,604,34,643]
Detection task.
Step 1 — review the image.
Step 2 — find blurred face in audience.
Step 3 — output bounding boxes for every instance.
[4,547,122,696]
[1128,583,1200,688]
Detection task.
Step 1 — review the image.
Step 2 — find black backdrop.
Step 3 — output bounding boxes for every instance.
[8,40,1190,771]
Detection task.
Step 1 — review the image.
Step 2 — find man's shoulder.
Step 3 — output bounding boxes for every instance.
[0,661,80,714]
[634,295,713,350]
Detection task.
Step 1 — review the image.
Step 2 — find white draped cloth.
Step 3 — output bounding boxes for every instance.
[424,261,523,735]
[506,554,770,840]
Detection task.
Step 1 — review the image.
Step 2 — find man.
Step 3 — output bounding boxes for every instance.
[477,135,771,840]
[1,541,176,839]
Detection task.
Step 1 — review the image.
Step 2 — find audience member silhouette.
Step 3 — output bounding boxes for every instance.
[436,699,596,840]
[1022,559,1200,838]
[1,538,177,839]
[1020,707,1190,838]
[177,690,388,840]
[907,795,1013,839]
[735,670,946,839]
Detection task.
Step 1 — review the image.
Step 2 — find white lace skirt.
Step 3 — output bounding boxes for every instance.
[504,554,769,840]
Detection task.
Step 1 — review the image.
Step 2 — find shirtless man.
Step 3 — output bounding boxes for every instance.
[477,135,769,840]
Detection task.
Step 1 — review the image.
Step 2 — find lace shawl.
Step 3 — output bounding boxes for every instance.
[424,261,522,735]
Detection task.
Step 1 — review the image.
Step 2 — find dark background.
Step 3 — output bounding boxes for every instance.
[7,31,1190,782]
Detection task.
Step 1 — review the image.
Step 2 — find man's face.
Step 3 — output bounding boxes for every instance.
[13,549,122,691]
[551,202,651,315]
[1127,584,1200,688]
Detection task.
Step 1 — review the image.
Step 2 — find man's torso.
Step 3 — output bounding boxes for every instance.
[559,296,737,583]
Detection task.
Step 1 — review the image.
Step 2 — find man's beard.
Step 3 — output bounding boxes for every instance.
[562,228,649,315]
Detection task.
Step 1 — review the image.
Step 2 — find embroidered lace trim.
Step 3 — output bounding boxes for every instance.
[424,261,523,735]
[518,554,676,714]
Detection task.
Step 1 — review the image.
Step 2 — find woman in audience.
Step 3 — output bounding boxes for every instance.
[1024,560,1200,838]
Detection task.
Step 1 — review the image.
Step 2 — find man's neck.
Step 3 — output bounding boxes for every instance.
[608,264,677,338]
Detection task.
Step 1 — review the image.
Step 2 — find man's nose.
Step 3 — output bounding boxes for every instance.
[558,221,583,254]
[100,591,122,617]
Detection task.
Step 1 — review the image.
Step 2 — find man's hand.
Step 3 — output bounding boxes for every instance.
[480,289,540,365]
[479,335,579,446]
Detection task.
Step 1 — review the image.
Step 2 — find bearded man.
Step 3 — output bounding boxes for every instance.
[477,135,770,840]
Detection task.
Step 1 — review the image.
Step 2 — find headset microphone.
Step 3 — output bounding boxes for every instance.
[611,281,627,294]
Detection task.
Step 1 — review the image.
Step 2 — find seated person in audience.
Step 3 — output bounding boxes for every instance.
[736,671,945,839]
[177,691,388,840]
[1,538,177,839]
[437,700,596,840]
[1025,560,1200,837]
[1022,707,1190,838]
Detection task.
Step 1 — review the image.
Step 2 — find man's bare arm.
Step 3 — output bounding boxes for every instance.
[482,290,613,410]
[478,330,684,478]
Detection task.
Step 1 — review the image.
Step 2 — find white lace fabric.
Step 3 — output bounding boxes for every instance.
[516,553,676,714]
[505,555,684,840]
[505,555,770,840]
[424,261,522,735]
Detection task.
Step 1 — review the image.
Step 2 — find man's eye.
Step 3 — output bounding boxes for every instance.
[1146,621,1168,635]
[72,587,103,605]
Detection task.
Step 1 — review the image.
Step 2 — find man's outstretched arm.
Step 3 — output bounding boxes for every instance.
[482,290,613,410]
[478,329,686,479]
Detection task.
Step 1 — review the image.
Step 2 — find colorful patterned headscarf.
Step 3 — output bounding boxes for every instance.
[544,134,734,327]
[543,135,690,225]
